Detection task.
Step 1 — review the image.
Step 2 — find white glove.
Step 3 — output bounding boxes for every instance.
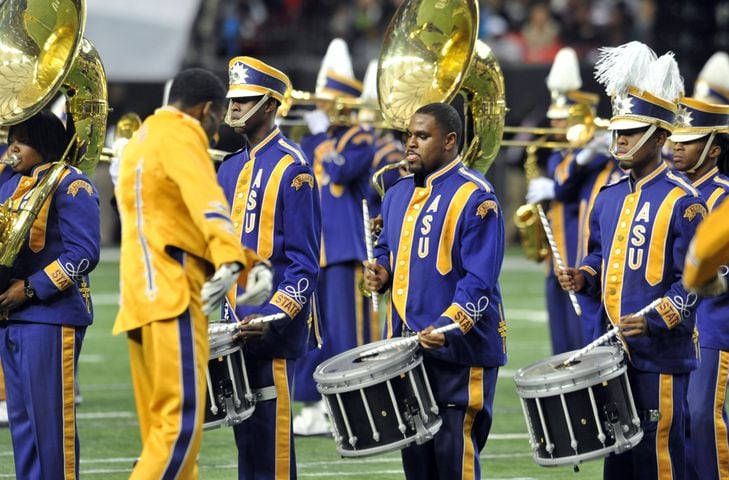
[304,109,330,135]
[201,262,242,315]
[694,273,728,297]
[236,263,274,306]
[526,177,555,204]
[576,132,612,166]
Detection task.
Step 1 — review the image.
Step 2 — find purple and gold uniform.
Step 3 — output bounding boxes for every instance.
[0,163,100,480]
[685,167,729,480]
[217,123,321,479]
[684,198,729,289]
[671,97,729,480]
[114,106,250,479]
[579,163,705,479]
[374,156,507,480]
[294,123,375,401]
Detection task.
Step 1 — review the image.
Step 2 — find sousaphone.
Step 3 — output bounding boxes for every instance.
[0,0,108,286]
[377,0,506,174]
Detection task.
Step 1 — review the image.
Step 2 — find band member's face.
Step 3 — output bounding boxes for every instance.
[202,103,224,141]
[614,126,663,171]
[229,97,264,134]
[6,136,44,174]
[672,137,708,172]
[404,113,456,175]
[550,117,568,141]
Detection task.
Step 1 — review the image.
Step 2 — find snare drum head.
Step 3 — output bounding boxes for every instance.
[208,328,239,356]
[514,346,625,396]
[314,338,419,387]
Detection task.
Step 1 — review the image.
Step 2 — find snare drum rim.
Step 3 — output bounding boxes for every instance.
[334,417,443,458]
[531,428,644,466]
[515,362,627,398]
[313,338,420,387]
[513,346,624,390]
[315,354,423,394]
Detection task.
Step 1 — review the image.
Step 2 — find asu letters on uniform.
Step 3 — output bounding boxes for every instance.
[578,163,706,479]
[217,125,321,479]
[374,157,507,480]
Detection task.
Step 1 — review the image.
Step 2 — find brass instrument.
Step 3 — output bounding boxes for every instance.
[371,160,407,199]
[0,0,108,283]
[278,89,390,128]
[377,0,506,174]
[501,104,610,149]
[513,139,550,262]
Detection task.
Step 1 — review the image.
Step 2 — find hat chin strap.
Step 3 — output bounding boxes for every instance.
[225,94,270,128]
[610,125,657,161]
[687,132,716,174]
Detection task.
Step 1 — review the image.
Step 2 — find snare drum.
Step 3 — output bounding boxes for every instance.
[514,346,643,467]
[203,328,255,430]
[314,338,442,457]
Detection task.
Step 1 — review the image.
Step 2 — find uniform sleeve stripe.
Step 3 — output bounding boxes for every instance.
[459,168,491,192]
[278,139,307,165]
[204,211,233,222]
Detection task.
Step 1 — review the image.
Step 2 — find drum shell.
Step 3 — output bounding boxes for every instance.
[315,338,443,457]
[514,346,644,466]
[204,329,255,430]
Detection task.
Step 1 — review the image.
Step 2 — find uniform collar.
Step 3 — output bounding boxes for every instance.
[417,155,462,188]
[692,165,719,189]
[247,126,282,160]
[630,161,667,192]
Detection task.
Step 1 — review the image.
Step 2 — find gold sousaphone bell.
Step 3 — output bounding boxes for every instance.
[0,0,108,285]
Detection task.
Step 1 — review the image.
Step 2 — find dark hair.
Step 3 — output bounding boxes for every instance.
[414,102,463,144]
[715,133,729,174]
[168,68,226,110]
[8,109,71,163]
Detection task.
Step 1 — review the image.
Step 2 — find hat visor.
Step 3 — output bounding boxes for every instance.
[669,132,708,143]
[546,106,568,120]
[608,119,651,131]
[226,89,264,99]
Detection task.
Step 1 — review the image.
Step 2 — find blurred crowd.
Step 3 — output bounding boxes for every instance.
[185,0,659,72]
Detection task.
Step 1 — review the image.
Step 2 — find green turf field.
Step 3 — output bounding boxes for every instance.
[0,250,603,479]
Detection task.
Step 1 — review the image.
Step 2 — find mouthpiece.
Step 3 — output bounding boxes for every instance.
[0,154,20,167]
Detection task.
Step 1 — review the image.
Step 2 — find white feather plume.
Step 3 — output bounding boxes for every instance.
[647,52,684,102]
[360,59,378,103]
[695,51,729,98]
[316,38,355,94]
[546,47,582,93]
[594,41,656,96]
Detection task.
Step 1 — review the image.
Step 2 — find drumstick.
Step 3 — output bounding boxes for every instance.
[362,199,379,313]
[358,322,462,358]
[536,204,582,317]
[208,313,287,335]
[562,298,662,366]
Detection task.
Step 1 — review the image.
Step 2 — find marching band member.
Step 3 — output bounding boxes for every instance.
[559,42,706,479]
[364,102,507,480]
[359,59,406,219]
[113,68,263,479]
[217,56,321,479]
[684,198,729,293]
[526,47,617,351]
[292,38,376,435]
[0,110,100,479]
[671,96,729,480]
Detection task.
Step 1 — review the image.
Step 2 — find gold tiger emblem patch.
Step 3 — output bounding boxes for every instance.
[476,200,498,219]
[66,180,94,197]
[683,204,707,222]
[291,174,314,191]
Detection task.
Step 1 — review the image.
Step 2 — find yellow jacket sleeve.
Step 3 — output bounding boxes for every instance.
[684,198,729,290]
